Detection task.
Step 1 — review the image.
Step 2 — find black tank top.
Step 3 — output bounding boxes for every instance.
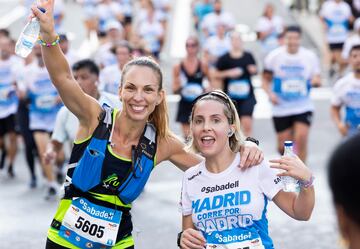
[180,60,204,85]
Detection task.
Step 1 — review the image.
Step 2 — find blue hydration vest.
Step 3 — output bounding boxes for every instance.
[70,104,157,205]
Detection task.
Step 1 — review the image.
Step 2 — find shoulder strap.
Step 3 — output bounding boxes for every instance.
[92,103,114,141]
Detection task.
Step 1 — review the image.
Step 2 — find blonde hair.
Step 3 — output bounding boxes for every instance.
[120,56,170,138]
[188,90,245,153]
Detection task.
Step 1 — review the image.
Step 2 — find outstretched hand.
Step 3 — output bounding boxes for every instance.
[30,0,55,37]
[269,155,312,182]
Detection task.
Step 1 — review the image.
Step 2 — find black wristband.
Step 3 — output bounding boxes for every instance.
[177,231,183,247]
[245,137,259,146]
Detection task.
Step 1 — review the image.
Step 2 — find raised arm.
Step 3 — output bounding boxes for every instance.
[31,1,101,127]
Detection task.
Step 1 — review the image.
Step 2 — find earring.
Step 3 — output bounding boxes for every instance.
[227,129,234,137]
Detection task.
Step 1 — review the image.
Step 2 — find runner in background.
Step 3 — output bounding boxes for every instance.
[262,26,321,162]
[99,40,132,95]
[342,17,360,64]
[331,44,360,137]
[200,0,235,39]
[192,0,213,31]
[320,0,353,78]
[0,37,22,178]
[214,31,257,136]
[172,36,208,140]
[19,45,63,199]
[255,3,284,58]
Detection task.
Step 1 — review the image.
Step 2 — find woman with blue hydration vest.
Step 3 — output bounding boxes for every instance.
[179,90,315,249]
[173,36,208,140]
[31,1,263,249]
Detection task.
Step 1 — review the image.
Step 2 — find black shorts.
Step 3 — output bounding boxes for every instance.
[0,114,16,136]
[272,111,313,133]
[329,43,344,51]
[233,96,257,117]
[176,99,194,124]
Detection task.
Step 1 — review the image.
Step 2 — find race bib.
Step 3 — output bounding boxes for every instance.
[181,83,203,102]
[228,80,250,99]
[59,197,122,249]
[0,87,10,103]
[205,228,265,249]
[35,94,57,110]
[329,23,347,38]
[281,78,308,99]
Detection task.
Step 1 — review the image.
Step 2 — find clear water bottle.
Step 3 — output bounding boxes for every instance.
[282,141,299,192]
[15,17,40,58]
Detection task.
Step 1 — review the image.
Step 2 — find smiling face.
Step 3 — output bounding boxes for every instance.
[191,99,234,158]
[120,65,164,122]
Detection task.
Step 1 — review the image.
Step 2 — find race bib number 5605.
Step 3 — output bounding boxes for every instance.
[59,197,122,249]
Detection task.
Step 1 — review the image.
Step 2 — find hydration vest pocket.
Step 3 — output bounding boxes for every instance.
[117,148,154,204]
[72,138,107,192]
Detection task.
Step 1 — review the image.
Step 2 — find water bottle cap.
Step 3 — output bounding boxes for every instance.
[284,141,293,146]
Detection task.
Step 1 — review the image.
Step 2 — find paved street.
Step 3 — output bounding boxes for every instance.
[0,0,343,248]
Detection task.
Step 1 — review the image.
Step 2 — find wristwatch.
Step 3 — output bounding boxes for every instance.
[245,137,259,146]
[177,231,183,247]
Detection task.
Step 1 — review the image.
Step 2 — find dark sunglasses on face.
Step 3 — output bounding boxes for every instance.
[186,43,198,47]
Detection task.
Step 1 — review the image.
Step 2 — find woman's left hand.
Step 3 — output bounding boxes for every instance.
[269,156,312,182]
[239,141,264,169]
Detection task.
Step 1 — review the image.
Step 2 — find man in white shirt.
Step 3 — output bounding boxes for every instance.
[332,44,360,137]
[262,26,321,162]
[44,59,121,191]
[200,0,235,38]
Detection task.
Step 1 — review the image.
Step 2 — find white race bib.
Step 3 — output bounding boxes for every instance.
[281,79,307,97]
[60,197,121,248]
[228,80,250,99]
[181,83,203,101]
[35,95,57,109]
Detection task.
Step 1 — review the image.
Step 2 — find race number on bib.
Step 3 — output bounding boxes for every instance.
[59,197,122,249]
[281,78,307,99]
[0,87,10,102]
[228,80,250,99]
[35,94,57,110]
[329,23,347,38]
[181,83,203,102]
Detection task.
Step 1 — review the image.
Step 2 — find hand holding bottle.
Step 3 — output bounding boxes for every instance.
[30,0,56,41]
[269,155,312,183]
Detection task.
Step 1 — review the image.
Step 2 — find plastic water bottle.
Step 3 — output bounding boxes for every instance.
[282,141,299,192]
[15,17,40,58]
